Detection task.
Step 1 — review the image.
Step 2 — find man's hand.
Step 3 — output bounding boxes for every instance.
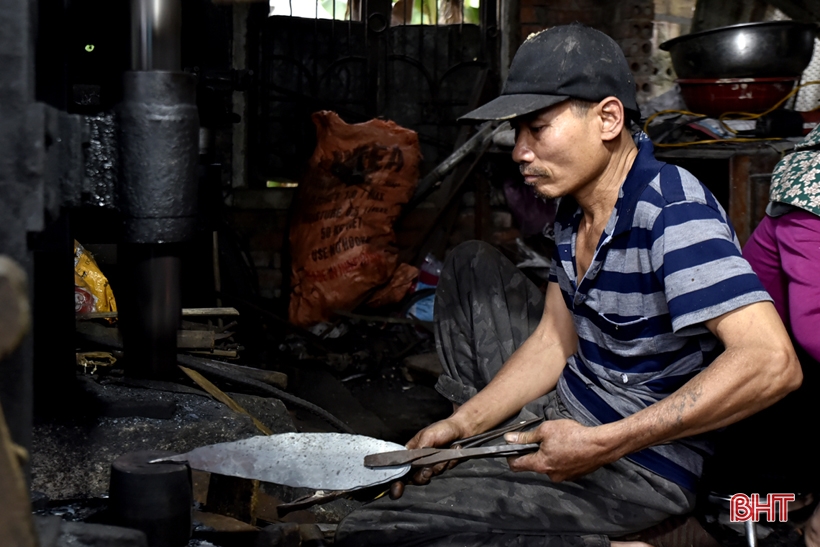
[389,418,468,499]
[406,417,466,451]
[504,419,613,482]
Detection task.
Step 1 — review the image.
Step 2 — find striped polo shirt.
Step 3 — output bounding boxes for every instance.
[549,133,771,491]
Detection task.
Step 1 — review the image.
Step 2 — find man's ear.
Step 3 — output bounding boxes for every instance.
[597,97,625,142]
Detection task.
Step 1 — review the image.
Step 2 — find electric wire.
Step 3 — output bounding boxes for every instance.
[643,80,820,148]
[177,354,356,435]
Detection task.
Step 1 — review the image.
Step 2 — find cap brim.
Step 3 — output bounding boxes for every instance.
[459,94,569,121]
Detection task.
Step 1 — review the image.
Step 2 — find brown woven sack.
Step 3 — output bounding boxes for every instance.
[288,111,420,327]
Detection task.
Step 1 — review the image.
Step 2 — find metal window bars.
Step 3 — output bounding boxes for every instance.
[268,0,481,26]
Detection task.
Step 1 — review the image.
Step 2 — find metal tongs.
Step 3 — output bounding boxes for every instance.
[365,416,544,468]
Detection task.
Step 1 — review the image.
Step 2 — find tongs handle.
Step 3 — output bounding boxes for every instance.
[364,442,541,468]
[409,443,539,467]
[450,416,544,449]
[364,417,544,468]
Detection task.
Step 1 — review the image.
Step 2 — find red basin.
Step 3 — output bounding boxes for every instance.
[677,77,798,117]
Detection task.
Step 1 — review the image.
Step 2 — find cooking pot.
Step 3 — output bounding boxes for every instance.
[660,21,818,79]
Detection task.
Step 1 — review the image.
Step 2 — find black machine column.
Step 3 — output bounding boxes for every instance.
[119,0,198,378]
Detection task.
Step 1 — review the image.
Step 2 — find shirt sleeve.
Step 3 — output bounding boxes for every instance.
[651,200,772,335]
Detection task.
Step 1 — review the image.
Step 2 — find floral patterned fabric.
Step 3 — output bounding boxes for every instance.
[769,125,820,217]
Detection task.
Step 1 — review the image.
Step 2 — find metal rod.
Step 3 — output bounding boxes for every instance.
[120,245,181,379]
[744,520,758,547]
[131,0,182,71]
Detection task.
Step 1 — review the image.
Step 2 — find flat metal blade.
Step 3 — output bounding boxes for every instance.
[155,433,410,491]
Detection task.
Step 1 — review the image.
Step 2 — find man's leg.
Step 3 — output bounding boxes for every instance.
[433,240,546,414]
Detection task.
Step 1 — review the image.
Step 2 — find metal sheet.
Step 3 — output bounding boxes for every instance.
[159,433,410,491]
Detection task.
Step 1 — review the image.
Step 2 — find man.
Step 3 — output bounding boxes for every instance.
[336,23,801,547]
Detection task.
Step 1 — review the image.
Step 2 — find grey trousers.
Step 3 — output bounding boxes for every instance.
[335,241,694,547]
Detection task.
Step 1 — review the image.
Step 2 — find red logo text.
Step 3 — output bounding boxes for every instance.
[730,493,795,522]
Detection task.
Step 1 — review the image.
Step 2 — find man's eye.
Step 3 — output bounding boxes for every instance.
[531,125,545,134]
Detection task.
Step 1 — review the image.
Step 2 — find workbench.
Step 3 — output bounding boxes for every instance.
[655,141,796,247]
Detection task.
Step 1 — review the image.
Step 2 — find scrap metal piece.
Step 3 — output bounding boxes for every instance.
[154,433,410,491]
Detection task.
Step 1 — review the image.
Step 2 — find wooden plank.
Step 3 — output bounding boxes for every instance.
[181,320,215,331]
[76,322,215,349]
[188,349,238,358]
[178,366,273,435]
[212,362,287,389]
[178,330,215,350]
[203,475,260,526]
[76,307,240,321]
[185,307,240,317]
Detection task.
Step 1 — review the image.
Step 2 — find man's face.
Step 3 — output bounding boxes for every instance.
[511,101,608,200]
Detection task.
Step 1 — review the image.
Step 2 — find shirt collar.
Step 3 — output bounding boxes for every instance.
[612,133,665,236]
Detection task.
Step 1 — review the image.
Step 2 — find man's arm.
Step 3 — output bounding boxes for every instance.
[407,281,577,449]
[507,300,802,481]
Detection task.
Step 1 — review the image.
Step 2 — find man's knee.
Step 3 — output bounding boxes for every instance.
[440,240,508,294]
[444,240,503,273]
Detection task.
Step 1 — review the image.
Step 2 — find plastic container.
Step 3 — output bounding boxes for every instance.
[406,254,443,322]
[677,77,797,118]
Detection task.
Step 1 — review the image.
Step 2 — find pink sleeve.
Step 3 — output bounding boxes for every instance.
[777,211,820,363]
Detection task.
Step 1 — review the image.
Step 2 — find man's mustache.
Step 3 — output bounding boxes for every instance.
[520,166,549,177]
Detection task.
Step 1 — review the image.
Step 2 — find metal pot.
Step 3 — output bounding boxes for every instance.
[660,21,818,79]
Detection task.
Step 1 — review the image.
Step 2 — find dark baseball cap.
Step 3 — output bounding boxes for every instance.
[461,24,639,122]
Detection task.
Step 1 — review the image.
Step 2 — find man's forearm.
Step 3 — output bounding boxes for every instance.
[595,338,801,463]
[449,282,577,438]
[449,331,569,437]
[504,301,803,483]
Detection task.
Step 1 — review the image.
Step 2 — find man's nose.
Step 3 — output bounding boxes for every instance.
[512,133,534,164]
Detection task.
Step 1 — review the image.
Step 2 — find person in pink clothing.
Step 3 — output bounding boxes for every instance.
[741,125,820,546]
